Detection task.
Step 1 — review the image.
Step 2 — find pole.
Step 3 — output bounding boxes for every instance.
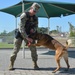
[22,0,25,59]
[15,17,17,29]
[48,18,50,34]
[22,0,24,13]
[47,18,50,51]
[22,40,25,58]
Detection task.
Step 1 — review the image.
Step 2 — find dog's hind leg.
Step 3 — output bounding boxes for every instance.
[52,56,61,73]
[52,51,62,73]
[52,50,63,73]
[63,52,70,71]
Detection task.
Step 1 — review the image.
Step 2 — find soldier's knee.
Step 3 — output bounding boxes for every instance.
[10,54,17,61]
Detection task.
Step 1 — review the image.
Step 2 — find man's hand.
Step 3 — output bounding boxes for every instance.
[26,37,33,47]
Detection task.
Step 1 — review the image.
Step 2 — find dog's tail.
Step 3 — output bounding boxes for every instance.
[66,39,72,49]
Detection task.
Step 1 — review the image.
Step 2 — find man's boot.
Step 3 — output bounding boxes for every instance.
[8,61,14,70]
[33,61,39,70]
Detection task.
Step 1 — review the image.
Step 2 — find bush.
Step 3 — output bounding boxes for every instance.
[70,31,75,37]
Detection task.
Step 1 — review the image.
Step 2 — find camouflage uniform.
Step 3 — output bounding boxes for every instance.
[9,3,41,70]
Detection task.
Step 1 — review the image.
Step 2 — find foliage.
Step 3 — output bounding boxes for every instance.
[0,30,7,36]
[37,27,48,33]
[69,31,75,37]
[68,22,75,37]
[50,30,58,34]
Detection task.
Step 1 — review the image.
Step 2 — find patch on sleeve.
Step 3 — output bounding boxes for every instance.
[20,13,26,19]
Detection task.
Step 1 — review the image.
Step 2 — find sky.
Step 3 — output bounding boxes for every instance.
[0,0,75,33]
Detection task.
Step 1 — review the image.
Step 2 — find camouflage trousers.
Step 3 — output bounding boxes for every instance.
[10,38,38,63]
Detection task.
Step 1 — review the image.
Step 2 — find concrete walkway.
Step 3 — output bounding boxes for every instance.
[0,48,75,75]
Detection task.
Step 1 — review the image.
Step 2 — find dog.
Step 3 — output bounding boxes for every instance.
[29,32,72,73]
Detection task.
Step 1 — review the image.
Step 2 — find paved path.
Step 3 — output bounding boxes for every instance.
[0,48,75,75]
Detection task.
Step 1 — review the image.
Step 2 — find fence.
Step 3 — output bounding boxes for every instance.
[0,35,14,43]
[0,35,75,48]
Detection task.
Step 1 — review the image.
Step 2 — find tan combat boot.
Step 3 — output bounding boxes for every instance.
[8,61,14,70]
[33,61,39,70]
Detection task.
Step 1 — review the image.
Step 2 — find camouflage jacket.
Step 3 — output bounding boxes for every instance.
[19,12,38,39]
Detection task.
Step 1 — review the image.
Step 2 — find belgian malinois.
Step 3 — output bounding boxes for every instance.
[29,32,72,73]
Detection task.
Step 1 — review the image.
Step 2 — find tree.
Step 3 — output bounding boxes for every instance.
[0,30,7,36]
[56,26,62,33]
[70,31,75,37]
[56,26,59,33]
[37,27,48,33]
[68,22,74,32]
[68,22,75,37]
[50,30,58,34]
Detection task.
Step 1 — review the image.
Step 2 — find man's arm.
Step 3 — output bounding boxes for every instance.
[19,12,28,38]
[19,13,33,42]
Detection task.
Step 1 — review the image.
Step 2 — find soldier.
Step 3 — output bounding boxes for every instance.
[9,3,41,70]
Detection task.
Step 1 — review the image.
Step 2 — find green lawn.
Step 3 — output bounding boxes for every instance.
[0,42,42,48]
[0,42,29,48]
[0,42,14,48]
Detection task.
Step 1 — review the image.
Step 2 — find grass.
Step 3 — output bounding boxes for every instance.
[0,42,43,49]
[0,42,29,48]
[0,42,14,48]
